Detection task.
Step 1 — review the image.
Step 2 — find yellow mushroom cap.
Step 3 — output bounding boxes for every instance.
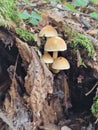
[52,57,70,70]
[41,52,54,63]
[44,36,67,52]
[39,25,58,37]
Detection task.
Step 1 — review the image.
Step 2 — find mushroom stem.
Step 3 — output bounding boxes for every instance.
[53,51,58,59]
[46,63,49,68]
[52,69,60,74]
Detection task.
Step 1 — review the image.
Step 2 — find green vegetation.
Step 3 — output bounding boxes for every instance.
[18,0,42,25]
[73,0,89,7]
[0,0,41,41]
[91,93,98,122]
[91,0,98,4]
[0,0,42,28]
[63,3,76,11]
[64,26,95,57]
[72,33,95,57]
[23,0,37,7]
[63,0,98,20]
[15,28,36,42]
[89,12,98,19]
[0,0,19,28]
[18,10,42,25]
[44,0,61,2]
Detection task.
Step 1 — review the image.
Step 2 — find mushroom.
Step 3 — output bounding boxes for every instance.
[51,57,70,73]
[39,25,58,37]
[44,36,67,59]
[41,52,54,68]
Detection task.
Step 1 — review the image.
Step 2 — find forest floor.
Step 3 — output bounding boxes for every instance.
[0,0,98,130]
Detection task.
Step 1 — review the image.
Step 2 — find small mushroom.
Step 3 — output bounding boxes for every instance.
[41,52,54,68]
[44,36,67,59]
[39,25,58,37]
[51,57,70,73]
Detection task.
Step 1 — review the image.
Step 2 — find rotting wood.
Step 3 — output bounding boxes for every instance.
[15,38,32,67]
[16,38,54,128]
[25,47,53,119]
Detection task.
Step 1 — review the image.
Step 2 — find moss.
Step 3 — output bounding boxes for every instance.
[64,26,95,57]
[72,33,95,57]
[91,94,98,122]
[15,28,36,42]
[0,0,19,28]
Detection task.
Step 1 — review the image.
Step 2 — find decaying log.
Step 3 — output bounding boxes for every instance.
[16,37,53,117]
[0,36,54,130]
[53,71,72,112]
[15,38,32,67]
[0,64,33,130]
[40,71,72,129]
[0,86,33,130]
[16,38,53,128]
[25,47,53,118]
[0,37,71,129]
[0,26,72,129]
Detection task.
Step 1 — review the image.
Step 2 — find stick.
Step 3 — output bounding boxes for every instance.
[85,81,98,96]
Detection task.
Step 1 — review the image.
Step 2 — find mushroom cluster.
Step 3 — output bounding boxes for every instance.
[39,25,70,73]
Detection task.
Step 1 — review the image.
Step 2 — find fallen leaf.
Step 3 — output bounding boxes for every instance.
[86,29,98,37]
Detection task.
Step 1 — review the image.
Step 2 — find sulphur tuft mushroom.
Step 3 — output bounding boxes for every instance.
[41,52,54,68]
[51,57,70,73]
[44,36,67,59]
[39,25,58,37]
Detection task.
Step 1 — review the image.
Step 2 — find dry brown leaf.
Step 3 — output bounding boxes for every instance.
[48,10,65,23]
[61,0,67,4]
[86,29,98,37]
[39,12,49,26]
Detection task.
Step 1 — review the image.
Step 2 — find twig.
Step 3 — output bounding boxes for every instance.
[95,118,98,124]
[85,81,98,96]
